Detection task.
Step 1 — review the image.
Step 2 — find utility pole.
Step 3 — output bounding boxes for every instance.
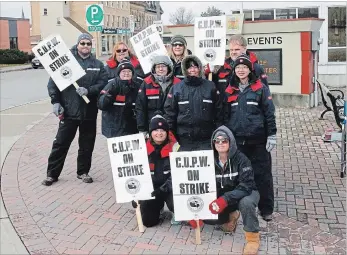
[156,1,161,21]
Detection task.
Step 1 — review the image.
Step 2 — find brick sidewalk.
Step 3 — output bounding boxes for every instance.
[1,107,346,254]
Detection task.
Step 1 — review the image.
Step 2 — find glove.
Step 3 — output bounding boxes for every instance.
[266,135,276,152]
[53,103,64,117]
[188,219,204,229]
[76,87,88,96]
[212,65,221,74]
[131,200,138,208]
[151,188,162,198]
[139,131,149,140]
[209,197,228,214]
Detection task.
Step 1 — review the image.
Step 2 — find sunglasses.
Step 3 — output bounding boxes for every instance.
[172,43,184,47]
[116,49,128,53]
[213,138,229,145]
[79,42,92,46]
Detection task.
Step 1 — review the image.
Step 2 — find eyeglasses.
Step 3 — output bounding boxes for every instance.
[79,42,92,46]
[116,49,128,53]
[155,64,168,69]
[172,43,184,47]
[213,138,229,145]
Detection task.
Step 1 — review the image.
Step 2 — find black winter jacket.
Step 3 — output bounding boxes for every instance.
[97,77,141,138]
[146,137,179,192]
[135,75,181,132]
[47,45,108,120]
[211,126,257,205]
[224,77,276,144]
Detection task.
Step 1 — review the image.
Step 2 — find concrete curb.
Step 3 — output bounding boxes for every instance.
[0,98,50,112]
[0,65,33,73]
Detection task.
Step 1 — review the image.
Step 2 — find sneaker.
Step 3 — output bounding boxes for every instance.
[261,214,273,222]
[41,177,58,186]
[77,174,93,183]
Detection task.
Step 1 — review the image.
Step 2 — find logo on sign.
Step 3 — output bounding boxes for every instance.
[60,66,72,79]
[204,49,216,62]
[187,196,204,213]
[125,178,141,194]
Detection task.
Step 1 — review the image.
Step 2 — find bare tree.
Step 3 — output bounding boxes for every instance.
[169,7,194,25]
[201,6,225,17]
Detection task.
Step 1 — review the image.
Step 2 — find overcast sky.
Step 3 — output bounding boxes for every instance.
[0,1,247,24]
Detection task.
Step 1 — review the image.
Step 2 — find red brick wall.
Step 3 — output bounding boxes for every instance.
[17,20,31,52]
[0,20,10,49]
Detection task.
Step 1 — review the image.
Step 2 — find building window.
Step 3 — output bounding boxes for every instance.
[254,9,274,21]
[328,7,346,62]
[112,36,116,47]
[117,16,120,27]
[9,37,18,49]
[298,7,318,18]
[243,10,252,21]
[276,8,296,19]
[101,36,107,53]
[120,1,123,9]
[43,8,47,15]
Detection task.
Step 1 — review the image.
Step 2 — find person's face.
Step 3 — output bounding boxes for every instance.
[188,65,200,77]
[155,64,168,76]
[115,44,129,62]
[214,136,230,153]
[119,69,133,80]
[77,40,92,55]
[229,42,247,61]
[235,64,250,79]
[171,42,185,56]
[151,129,167,144]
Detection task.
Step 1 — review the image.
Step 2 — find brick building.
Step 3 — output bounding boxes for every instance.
[0,17,31,52]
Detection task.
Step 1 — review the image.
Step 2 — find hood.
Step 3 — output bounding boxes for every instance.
[181,55,204,78]
[211,125,237,158]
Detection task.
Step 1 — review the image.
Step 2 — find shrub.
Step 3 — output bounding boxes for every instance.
[0,49,30,64]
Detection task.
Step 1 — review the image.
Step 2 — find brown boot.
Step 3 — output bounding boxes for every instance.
[243,232,260,255]
[221,210,240,232]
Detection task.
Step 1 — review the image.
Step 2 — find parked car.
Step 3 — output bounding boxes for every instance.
[31,57,43,69]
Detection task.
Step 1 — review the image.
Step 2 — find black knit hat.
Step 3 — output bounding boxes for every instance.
[233,54,253,71]
[149,114,169,134]
[115,59,135,77]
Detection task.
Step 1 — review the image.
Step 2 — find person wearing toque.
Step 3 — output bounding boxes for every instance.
[135,55,181,139]
[224,53,277,222]
[164,55,223,151]
[42,33,108,186]
[131,114,180,227]
[98,59,141,138]
[168,35,192,80]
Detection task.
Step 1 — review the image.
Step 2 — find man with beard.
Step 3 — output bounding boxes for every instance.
[42,33,108,186]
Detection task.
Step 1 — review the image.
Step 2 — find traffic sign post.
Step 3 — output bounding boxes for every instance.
[86,4,104,32]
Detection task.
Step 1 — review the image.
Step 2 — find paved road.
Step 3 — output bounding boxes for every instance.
[0,68,49,111]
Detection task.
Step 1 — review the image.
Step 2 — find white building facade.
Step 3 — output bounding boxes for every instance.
[227,1,346,87]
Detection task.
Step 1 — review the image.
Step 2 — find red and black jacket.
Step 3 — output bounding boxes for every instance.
[205,51,268,98]
[146,138,176,191]
[97,77,141,138]
[224,78,276,145]
[105,56,145,82]
[135,75,181,132]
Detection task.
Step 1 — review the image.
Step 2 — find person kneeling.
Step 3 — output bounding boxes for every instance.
[208,126,261,255]
[134,115,179,227]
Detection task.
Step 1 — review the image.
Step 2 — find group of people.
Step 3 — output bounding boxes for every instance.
[42,32,277,255]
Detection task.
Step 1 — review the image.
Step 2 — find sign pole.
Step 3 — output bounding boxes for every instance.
[195,219,201,245]
[135,200,145,232]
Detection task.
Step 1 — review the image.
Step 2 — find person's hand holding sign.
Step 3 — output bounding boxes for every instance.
[209,196,228,214]
[76,87,89,97]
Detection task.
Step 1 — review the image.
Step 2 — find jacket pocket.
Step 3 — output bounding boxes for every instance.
[202,97,213,121]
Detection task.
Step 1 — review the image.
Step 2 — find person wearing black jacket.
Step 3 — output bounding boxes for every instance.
[208,126,260,254]
[42,33,108,186]
[224,54,277,222]
[168,35,191,80]
[164,55,223,151]
[133,115,180,227]
[98,59,141,138]
[135,55,181,136]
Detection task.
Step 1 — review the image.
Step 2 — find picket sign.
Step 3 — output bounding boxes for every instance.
[106,133,154,232]
[169,150,217,244]
[32,34,90,104]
